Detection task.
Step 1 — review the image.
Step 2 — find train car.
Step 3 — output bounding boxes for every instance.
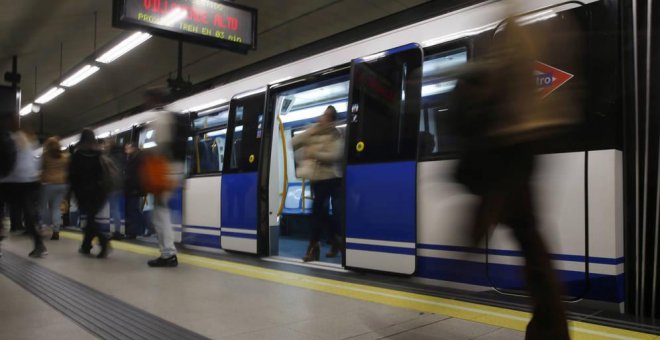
[63,0,625,310]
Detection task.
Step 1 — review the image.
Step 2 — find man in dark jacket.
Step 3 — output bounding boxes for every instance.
[69,128,110,258]
[123,143,145,239]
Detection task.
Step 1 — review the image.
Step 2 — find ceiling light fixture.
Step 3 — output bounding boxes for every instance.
[35,87,65,104]
[19,103,33,116]
[96,32,152,64]
[60,65,101,87]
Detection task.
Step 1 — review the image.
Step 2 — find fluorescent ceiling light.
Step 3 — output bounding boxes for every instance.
[96,131,110,139]
[185,98,228,113]
[143,141,157,149]
[19,103,33,116]
[60,65,100,87]
[96,32,152,64]
[159,8,188,26]
[35,87,65,104]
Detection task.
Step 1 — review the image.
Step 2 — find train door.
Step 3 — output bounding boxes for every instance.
[181,107,229,250]
[264,70,349,264]
[344,44,423,274]
[219,91,265,254]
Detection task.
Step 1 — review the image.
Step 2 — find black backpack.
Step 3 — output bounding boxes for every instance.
[0,129,16,178]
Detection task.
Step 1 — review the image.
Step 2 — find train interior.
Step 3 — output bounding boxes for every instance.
[268,77,349,265]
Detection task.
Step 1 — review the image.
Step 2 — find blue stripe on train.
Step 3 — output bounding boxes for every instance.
[417,243,624,265]
[222,232,257,240]
[416,256,625,303]
[346,243,415,255]
[181,232,221,249]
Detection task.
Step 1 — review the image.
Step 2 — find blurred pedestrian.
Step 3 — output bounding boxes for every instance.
[141,88,189,267]
[39,136,69,240]
[0,108,17,244]
[69,128,110,258]
[450,19,577,340]
[0,127,46,257]
[292,105,344,262]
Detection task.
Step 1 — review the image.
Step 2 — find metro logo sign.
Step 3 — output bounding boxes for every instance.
[534,61,573,98]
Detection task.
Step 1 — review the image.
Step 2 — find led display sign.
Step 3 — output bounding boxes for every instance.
[113,0,257,53]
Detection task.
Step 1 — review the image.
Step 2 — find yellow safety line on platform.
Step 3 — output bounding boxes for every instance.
[60,231,657,340]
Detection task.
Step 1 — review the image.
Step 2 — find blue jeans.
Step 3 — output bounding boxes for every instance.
[108,191,123,234]
[40,183,68,231]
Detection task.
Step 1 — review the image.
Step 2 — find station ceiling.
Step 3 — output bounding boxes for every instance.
[0,0,429,138]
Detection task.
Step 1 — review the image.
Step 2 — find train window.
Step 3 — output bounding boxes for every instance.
[223,92,265,173]
[419,47,468,160]
[188,106,230,176]
[347,47,423,164]
[276,77,349,179]
[192,129,226,175]
[193,108,229,130]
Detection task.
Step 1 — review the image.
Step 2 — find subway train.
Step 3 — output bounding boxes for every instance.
[57,0,625,310]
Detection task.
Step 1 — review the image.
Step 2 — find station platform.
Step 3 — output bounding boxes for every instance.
[0,232,657,340]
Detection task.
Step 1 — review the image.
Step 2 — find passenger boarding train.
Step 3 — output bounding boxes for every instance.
[58,0,625,309]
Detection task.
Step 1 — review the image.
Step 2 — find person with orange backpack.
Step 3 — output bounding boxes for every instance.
[141,88,190,267]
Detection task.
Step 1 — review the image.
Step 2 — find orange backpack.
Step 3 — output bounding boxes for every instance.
[139,154,174,196]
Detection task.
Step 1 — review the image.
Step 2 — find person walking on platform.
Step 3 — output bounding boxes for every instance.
[450,19,580,340]
[39,136,69,240]
[124,143,145,239]
[292,105,344,262]
[69,128,111,258]
[0,127,46,257]
[142,88,189,267]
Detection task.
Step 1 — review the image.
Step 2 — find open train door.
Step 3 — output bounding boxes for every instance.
[220,90,266,254]
[344,44,423,274]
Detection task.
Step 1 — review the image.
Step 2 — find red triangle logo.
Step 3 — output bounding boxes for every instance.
[534,61,573,98]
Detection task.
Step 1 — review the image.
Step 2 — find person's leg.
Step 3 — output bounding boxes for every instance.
[9,191,23,231]
[124,195,138,238]
[507,185,568,340]
[22,183,46,256]
[326,178,343,257]
[39,184,51,229]
[149,191,177,266]
[91,207,111,258]
[109,191,123,237]
[304,180,330,261]
[51,184,67,232]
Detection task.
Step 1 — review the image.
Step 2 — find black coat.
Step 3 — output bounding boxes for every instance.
[124,151,144,196]
[69,149,107,214]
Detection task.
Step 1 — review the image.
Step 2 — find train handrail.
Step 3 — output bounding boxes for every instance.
[276,115,288,217]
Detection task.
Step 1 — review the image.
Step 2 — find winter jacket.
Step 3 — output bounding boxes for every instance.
[41,153,69,184]
[291,123,343,181]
